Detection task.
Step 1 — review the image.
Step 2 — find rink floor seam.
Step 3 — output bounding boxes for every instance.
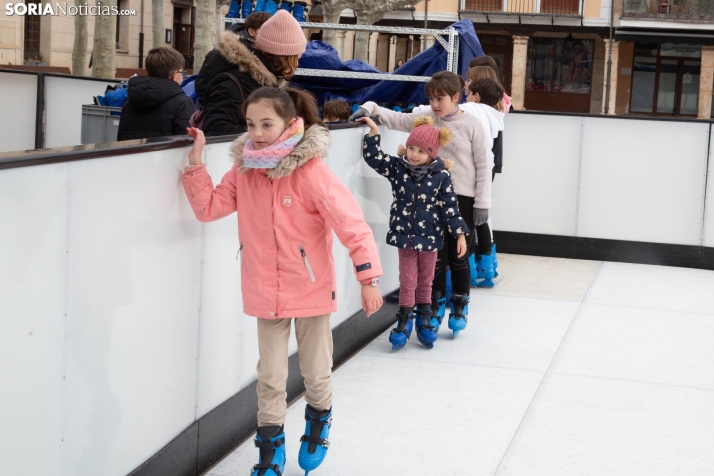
[492,261,604,476]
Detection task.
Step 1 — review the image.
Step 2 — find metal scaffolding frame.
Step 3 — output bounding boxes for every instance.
[220,17,459,82]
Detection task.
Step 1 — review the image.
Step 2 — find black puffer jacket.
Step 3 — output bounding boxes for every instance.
[194,32,282,137]
[117,75,194,141]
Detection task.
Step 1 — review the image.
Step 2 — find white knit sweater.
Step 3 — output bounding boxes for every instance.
[360,102,493,209]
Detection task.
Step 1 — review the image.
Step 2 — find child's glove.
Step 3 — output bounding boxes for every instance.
[348,107,370,122]
[474,208,489,226]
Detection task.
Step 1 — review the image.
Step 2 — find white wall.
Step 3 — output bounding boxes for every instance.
[44,76,120,148]
[0,71,119,152]
[0,127,398,476]
[492,114,712,247]
[0,72,37,153]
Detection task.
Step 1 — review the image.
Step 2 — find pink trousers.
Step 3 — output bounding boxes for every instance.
[398,248,438,307]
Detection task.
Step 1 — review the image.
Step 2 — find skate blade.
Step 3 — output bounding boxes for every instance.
[452,330,460,338]
[477,279,495,288]
[391,342,406,351]
[417,338,434,349]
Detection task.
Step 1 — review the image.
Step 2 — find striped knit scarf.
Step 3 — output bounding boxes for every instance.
[242,117,305,169]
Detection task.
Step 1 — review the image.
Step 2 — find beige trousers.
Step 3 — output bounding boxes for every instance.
[256,314,333,426]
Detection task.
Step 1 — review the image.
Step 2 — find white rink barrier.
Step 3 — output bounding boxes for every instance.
[1,114,713,475]
[0,70,119,152]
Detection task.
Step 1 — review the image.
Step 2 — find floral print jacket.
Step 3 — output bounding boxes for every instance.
[362,133,469,252]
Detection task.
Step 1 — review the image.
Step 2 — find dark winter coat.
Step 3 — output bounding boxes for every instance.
[194,32,283,137]
[117,75,195,141]
[362,134,469,252]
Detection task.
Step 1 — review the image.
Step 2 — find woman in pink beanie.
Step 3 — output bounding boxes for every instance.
[195,9,307,137]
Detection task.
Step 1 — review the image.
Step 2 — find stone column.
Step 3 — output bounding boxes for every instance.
[590,38,607,114]
[344,31,355,60]
[511,35,529,110]
[388,35,397,72]
[368,32,379,66]
[337,30,347,60]
[602,40,619,115]
[699,45,714,119]
[377,34,390,71]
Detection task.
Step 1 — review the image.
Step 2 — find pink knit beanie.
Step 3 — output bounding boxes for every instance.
[406,125,441,159]
[255,10,307,57]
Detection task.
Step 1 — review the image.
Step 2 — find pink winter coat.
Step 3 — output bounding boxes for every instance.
[182,125,383,319]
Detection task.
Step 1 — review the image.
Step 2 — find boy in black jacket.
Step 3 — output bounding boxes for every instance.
[117,47,194,141]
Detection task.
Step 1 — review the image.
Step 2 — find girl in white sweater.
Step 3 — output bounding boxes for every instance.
[351,71,493,338]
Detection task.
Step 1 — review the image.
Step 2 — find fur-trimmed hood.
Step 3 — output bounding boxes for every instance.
[229,124,331,179]
[216,32,282,88]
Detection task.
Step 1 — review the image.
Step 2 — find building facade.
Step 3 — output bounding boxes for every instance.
[2,0,712,117]
[1,0,196,75]
[321,0,714,117]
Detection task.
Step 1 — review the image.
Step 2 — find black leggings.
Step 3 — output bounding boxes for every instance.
[433,195,477,296]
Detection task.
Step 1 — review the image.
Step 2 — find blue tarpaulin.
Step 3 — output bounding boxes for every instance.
[290,19,484,107]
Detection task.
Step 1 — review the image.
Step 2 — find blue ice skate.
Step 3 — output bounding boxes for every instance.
[469,253,479,287]
[448,293,469,338]
[251,426,286,476]
[415,303,437,349]
[292,0,307,21]
[492,243,499,277]
[264,0,278,14]
[254,0,266,11]
[475,253,495,288]
[444,269,452,303]
[298,405,332,476]
[241,0,253,17]
[226,0,240,18]
[388,307,414,351]
[429,291,446,331]
[279,0,292,13]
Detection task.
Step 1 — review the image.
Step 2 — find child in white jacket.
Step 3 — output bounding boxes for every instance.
[413,77,505,288]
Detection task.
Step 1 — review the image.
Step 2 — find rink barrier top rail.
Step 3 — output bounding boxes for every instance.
[0,124,364,170]
[3,112,713,170]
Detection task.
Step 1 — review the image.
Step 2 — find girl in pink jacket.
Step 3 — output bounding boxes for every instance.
[182,87,383,476]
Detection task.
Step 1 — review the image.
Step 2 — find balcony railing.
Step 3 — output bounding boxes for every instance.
[461,0,582,16]
[623,0,714,17]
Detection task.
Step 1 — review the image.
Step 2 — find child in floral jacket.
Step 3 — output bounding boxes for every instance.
[358,115,469,351]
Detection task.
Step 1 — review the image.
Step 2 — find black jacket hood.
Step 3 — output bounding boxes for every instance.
[127,75,186,112]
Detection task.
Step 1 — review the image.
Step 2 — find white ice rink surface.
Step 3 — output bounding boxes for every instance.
[206,254,714,476]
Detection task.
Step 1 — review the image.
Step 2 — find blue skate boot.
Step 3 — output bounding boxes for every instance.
[292,0,307,21]
[429,290,446,332]
[492,243,499,277]
[254,0,266,11]
[226,0,240,18]
[298,405,332,476]
[388,306,414,351]
[469,253,479,287]
[475,252,495,288]
[251,425,286,476]
[264,0,278,14]
[448,293,470,338]
[241,0,253,17]
[415,303,437,349]
[444,269,452,303]
[279,0,292,13]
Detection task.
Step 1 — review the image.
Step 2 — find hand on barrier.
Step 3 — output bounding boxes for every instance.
[187,127,205,166]
[356,117,379,136]
[474,208,489,227]
[348,107,370,122]
[361,284,383,317]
